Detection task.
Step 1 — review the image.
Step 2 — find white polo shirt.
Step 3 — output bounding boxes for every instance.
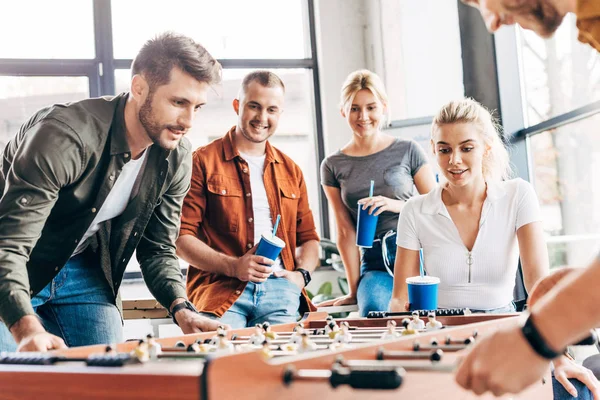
[396,178,541,310]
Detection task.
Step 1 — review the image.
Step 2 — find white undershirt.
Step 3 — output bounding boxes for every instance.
[395,179,541,310]
[240,151,282,272]
[72,150,148,256]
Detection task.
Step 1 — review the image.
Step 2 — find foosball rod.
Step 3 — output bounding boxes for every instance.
[283,365,404,389]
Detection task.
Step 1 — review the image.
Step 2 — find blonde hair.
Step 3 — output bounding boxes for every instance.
[431,98,512,182]
[339,69,390,127]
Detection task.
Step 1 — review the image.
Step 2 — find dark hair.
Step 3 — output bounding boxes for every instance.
[241,70,285,95]
[131,32,221,89]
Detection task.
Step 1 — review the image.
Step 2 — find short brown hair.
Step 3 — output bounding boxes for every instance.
[131,32,221,89]
[240,70,285,95]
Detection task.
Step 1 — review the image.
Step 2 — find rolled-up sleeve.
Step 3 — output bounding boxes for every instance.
[179,150,206,238]
[295,169,320,246]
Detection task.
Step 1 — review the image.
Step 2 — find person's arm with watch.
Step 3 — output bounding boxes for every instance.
[455,257,600,397]
[274,240,320,290]
[168,298,230,332]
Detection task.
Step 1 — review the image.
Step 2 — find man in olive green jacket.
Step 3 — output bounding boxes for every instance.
[0,32,224,352]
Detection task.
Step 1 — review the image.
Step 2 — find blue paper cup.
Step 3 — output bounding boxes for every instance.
[255,233,286,262]
[406,276,440,311]
[356,203,379,248]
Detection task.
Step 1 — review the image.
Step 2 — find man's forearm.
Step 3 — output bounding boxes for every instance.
[294,240,320,273]
[533,257,600,352]
[176,234,237,276]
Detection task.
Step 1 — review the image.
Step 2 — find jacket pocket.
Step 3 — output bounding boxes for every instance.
[206,176,243,232]
[278,180,299,232]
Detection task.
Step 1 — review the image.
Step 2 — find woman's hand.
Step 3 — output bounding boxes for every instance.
[316,294,357,307]
[358,196,404,215]
[552,355,600,398]
[389,297,410,312]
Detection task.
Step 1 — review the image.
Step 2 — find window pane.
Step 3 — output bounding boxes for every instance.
[0,76,90,149]
[381,0,464,120]
[519,15,600,126]
[116,68,322,273]
[111,0,308,59]
[0,1,95,59]
[529,115,600,268]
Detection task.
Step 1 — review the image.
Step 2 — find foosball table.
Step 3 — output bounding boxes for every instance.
[0,310,554,399]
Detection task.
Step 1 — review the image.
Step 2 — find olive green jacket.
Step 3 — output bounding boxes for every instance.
[0,94,191,328]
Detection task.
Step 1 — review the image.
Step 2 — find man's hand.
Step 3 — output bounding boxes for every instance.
[11,315,67,352]
[274,270,305,291]
[233,244,274,283]
[455,321,551,396]
[174,309,231,334]
[553,355,600,398]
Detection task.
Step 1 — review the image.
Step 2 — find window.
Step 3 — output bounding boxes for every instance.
[111,0,308,59]
[378,0,464,121]
[0,76,90,149]
[0,0,95,59]
[519,15,600,126]
[528,114,600,268]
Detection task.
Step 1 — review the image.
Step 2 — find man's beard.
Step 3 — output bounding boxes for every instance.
[506,0,564,37]
[138,93,184,150]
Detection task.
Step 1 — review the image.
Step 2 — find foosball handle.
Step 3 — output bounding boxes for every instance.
[330,367,403,389]
[573,330,598,346]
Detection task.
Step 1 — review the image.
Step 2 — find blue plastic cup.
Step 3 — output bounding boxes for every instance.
[406,276,440,311]
[255,233,286,263]
[356,203,379,248]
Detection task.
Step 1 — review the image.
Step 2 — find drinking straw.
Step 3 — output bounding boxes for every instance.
[419,248,425,278]
[272,215,281,237]
[369,180,374,198]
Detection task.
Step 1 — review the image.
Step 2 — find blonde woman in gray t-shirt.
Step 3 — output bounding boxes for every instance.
[318,70,436,317]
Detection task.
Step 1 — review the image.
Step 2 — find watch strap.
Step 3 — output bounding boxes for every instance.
[170,300,198,326]
[521,312,564,359]
[296,268,311,286]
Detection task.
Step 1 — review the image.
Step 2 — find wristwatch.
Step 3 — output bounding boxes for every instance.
[170,300,199,326]
[520,312,564,359]
[296,268,312,287]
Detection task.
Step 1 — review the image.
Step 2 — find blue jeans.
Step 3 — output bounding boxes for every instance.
[552,374,593,399]
[469,302,517,314]
[201,275,301,329]
[0,253,122,352]
[356,233,396,317]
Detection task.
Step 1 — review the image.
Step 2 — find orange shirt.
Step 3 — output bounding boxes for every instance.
[180,127,320,316]
[577,0,600,51]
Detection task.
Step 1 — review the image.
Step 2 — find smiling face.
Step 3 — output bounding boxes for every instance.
[233,80,284,145]
[343,89,387,138]
[462,0,565,38]
[138,67,209,150]
[432,122,488,188]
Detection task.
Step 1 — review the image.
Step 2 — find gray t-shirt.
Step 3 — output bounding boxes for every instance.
[321,138,428,237]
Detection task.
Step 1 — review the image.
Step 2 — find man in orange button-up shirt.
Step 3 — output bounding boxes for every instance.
[176,70,320,329]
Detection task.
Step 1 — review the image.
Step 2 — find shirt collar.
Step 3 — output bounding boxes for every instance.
[110,93,131,156]
[223,126,281,164]
[421,180,507,215]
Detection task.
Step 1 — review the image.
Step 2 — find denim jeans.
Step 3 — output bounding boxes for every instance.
[552,374,593,400]
[200,275,301,329]
[356,233,396,317]
[0,252,122,352]
[469,302,517,314]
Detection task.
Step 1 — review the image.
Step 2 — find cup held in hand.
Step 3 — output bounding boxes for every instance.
[356,203,379,248]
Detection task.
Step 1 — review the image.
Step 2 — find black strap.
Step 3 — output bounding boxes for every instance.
[521,313,564,359]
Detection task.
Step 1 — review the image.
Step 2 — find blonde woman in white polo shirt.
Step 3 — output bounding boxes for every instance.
[390,98,597,399]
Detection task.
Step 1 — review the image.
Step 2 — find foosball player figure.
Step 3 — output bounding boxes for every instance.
[325,320,340,339]
[259,340,273,358]
[262,321,278,340]
[329,322,353,350]
[249,323,266,347]
[409,311,425,330]
[401,318,418,336]
[425,311,443,331]
[105,345,117,355]
[146,333,162,360]
[215,331,235,353]
[132,339,150,362]
[381,320,401,340]
[298,332,318,353]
